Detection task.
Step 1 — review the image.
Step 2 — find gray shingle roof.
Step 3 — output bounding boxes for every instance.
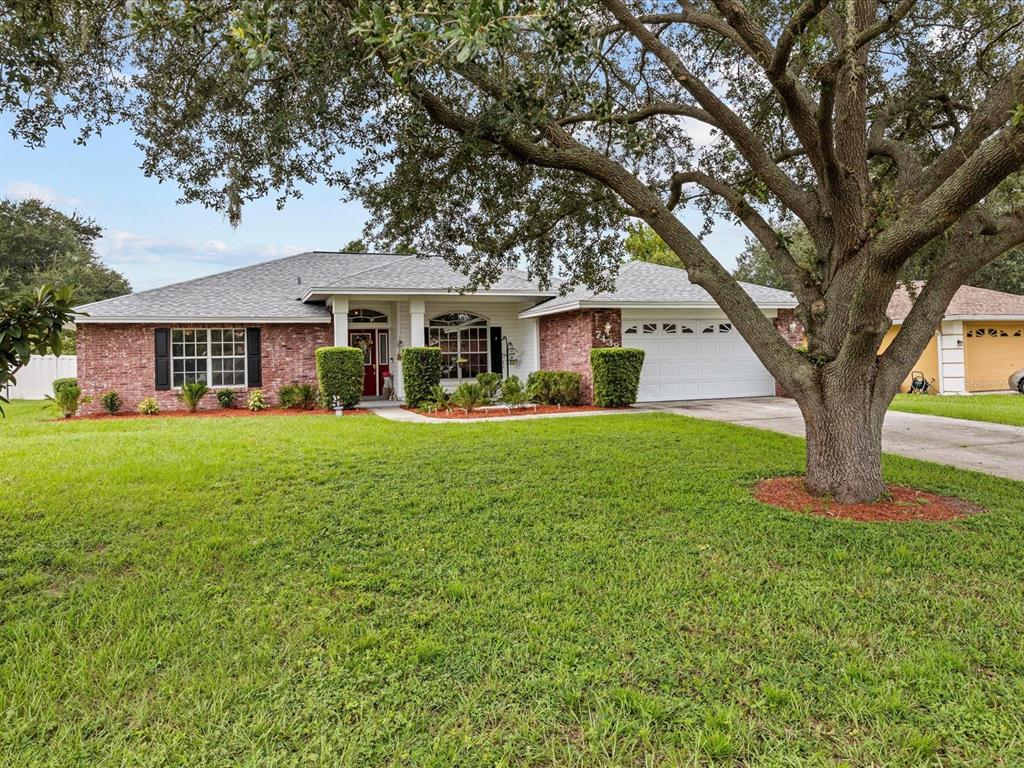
[519,260,796,318]
[75,251,552,322]
[75,251,794,323]
[309,254,547,294]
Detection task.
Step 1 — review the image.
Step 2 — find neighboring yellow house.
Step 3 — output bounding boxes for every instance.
[884,282,1024,394]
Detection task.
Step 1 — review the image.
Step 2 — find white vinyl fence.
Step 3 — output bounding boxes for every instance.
[3,355,77,400]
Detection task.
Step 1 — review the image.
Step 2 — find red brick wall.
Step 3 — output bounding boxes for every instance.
[538,309,622,403]
[773,309,806,396]
[77,322,333,413]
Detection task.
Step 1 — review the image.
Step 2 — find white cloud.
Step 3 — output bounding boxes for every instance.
[680,116,718,150]
[5,181,84,209]
[94,228,312,290]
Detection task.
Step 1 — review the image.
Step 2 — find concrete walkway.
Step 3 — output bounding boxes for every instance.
[372,405,657,424]
[647,397,1024,482]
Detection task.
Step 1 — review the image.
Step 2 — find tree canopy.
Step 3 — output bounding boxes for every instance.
[0,198,129,306]
[4,0,1023,500]
[623,223,682,267]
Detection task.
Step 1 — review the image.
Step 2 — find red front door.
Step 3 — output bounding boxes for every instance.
[348,329,390,397]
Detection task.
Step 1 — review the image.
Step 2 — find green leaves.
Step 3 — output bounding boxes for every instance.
[1,284,79,414]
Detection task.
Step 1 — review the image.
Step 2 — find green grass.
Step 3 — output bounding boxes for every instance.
[2,400,1024,766]
[890,392,1024,427]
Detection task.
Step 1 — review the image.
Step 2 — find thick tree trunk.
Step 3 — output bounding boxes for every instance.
[794,375,888,504]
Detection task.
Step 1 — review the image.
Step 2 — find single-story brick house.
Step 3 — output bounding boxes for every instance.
[74,251,798,412]
[882,282,1024,394]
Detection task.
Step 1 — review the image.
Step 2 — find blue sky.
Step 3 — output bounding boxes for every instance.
[1,115,748,292]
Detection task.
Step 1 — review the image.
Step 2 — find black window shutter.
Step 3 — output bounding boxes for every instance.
[489,326,503,375]
[424,327,430,347]
[246,327,262,387]
[154,328,171,390]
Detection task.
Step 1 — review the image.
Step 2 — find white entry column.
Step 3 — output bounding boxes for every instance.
[332,296,349,346]
[410,297,425,347]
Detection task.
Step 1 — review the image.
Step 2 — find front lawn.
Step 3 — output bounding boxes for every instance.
[890,392,1024,427]
[2,401,1024,766]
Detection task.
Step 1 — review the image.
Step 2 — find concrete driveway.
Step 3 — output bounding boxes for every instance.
[647,397,1024,482]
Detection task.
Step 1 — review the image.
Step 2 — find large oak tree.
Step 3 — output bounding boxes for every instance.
[5,0,1023,500]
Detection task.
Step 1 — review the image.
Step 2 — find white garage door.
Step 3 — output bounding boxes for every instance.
[623,318,776,402]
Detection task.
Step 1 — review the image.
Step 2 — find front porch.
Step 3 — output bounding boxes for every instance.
[324,295,545,400]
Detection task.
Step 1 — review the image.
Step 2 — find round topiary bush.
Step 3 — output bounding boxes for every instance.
[316,346,364,408]
[401,347,442,407]
[590,347,645,407]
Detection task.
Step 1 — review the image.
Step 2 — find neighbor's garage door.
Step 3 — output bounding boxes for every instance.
[964,322,1024,392]
[622,317,776,401]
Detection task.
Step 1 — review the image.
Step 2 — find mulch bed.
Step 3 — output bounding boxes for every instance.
[754,476,984,523]
[71,408,370,421]
[405,404,620,420]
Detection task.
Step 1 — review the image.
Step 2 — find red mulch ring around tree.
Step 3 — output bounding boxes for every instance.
[405,404,622,419]
[754,476,984,523]
[71,407,370,421]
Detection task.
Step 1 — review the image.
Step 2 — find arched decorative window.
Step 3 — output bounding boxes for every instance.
[428,313,489,380]
[348,308,388,324]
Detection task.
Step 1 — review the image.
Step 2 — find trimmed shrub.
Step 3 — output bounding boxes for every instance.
[137,396,160,415]
[476,372,501,401]
[315,347,364,408]
[178,381,209,412]
[402,347,443,407]
[247,389,269,411]
[52,377,78,398]
[216,389,238,408]
[590,348,645,407]
[527,371,582,406]
[450,382,487,412]
[99,390,122,414]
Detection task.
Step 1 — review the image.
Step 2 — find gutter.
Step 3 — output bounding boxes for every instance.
[518,299,799,319]
[75,316,332,324]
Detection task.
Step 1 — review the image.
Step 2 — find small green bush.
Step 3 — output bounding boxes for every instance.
[52,377,78,398]
[500,375,530,407]
[99,390,122,414]
[248,389,269,411]
[137,396,160,415]
[476,372,501,401]
[178,381,209,412]
[590,348,645,407]
[216,389,238,408]
[450,382,487,412]
[47,378,83,418]
[527,371,581,406]
[423,384,451,413]
[278,383,300,409]
[297,382,318,409]
[316,347,363,408]
[402,347,443,407]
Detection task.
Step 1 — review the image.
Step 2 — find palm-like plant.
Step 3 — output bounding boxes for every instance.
[450,382,486,413]
[178,381,209,412]
[423,384,451,413]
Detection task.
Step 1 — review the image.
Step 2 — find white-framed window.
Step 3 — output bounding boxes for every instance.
[171,328,246,388]
[427,312,489,381]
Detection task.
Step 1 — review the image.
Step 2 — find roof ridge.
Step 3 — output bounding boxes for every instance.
[321,253,418,284]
